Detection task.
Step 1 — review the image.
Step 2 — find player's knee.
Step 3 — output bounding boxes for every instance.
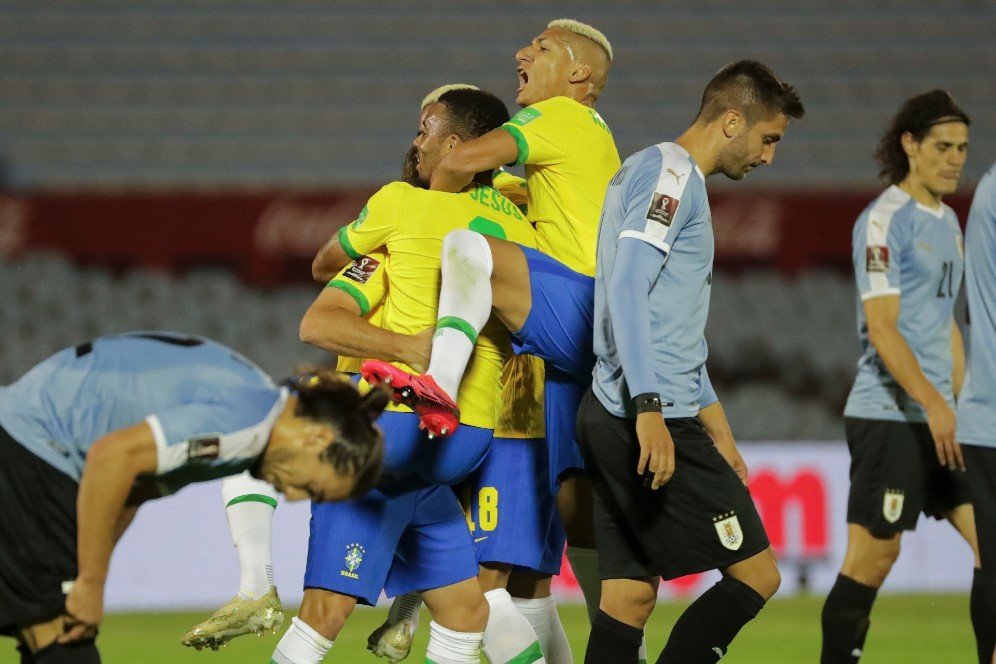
[31,639,100,664]
[297,590,355,641]
[445,595,490,633]
[601,581,656,627]
[443,229,493,276]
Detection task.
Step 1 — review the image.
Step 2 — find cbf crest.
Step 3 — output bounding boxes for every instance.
[713,512,744,551]
[883,489,905,524]
[340,543,366,580]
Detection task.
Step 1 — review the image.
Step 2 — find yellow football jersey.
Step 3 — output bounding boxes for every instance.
[338,181,536,429]
[500,96,621,277]
[328,250,389,375]
[493,168,528,209]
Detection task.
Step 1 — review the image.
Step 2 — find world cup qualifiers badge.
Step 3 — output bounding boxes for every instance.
[341,543,366,579]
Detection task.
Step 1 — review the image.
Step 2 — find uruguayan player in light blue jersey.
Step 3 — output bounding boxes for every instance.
[578,61,804,664]
[958,161,996,663]
[822,91,982,663]
[0,332,386,662]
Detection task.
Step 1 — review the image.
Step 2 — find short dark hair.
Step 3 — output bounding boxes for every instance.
[290,371,389,497]
[874,89,971,185]
[436,88,511,142]
[696,60,805,124]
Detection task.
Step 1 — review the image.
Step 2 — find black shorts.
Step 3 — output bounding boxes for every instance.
[577,388,770,581]
[0,424,79,635]
[844,417,970,538]
[964,444,996,573]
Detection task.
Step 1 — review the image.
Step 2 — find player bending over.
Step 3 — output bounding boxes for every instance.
[0,332,385,663]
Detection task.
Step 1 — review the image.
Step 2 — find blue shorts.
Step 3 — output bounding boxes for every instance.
[304,485,479,606]
[377,410,493,489]
[545,367,587,490]
[466,437,564,575]
[511,246,595,384]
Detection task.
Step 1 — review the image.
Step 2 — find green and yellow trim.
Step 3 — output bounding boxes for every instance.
[337,225,362,260]
[499,124,529,167]
[327,279,371,316]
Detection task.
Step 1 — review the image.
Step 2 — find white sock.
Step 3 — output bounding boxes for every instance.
[388,591,423,632]
[511,596,572,664]
[639,635,648,664]
[566,546,601,623]
[427,229,494,398]
[271,616,332,664]
[426,621,483,664]
[221,472,277,599]
[482,588,545,663]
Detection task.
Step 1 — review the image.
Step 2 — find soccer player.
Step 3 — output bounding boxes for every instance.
[959,161,996,664]
[577,61,803,664]
[0,332,385,663]
[821,90,978,663]
[362,17,619,627]
[266,88,543,664]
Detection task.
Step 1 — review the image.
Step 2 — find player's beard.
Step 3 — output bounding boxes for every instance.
[719,133,752,181]
[402,146,429,188]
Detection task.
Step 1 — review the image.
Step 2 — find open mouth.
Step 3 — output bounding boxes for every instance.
[517,68,529,91]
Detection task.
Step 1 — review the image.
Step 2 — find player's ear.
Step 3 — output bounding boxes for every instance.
[900,131,918,159]
[722,110,744,139]
[568,61,592,84]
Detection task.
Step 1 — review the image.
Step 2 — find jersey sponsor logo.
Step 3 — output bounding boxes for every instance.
[609,165,629,186]
[343,255,381,284]
[883,489,905,523]
[646,192,679,227]
[187,435,220,462]
[340,543,366,579]
[508,107,542,126]
[665,168,686,186]
[865,245,890,273]
[713,511,744,550]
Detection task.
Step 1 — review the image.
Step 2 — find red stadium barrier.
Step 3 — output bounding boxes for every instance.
[0,189,972,283]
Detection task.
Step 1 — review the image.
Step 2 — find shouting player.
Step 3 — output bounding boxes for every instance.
[363,17,619,628]
[959,161,996,664]
[0,332,385,663]
[821,90,978,663]
[578,61,803,664]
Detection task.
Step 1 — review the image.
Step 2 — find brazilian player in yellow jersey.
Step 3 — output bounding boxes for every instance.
[362,19,619,635]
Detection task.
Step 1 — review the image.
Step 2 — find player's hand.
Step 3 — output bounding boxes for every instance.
[636,412,675,489]
[715,436,748,486]
[925,397,963,471]
[403,326,435,374]
[59,579,103,644]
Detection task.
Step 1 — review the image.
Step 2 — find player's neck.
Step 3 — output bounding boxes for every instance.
[674,127,716,177]
[898,177,943,210]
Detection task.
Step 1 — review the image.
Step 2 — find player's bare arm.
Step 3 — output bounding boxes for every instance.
[312,235,353,283]
[699,400,748,485]
[951,319,965,399]
[864,294,961,469]
[61,421,159,644]
[429,128,519,193]
[300,287,433,373]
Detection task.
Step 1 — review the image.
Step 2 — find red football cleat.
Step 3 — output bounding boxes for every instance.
[360,361,460,438]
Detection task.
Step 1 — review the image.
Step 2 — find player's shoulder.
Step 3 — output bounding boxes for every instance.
[860,186,913,231]
[372,180,417,202]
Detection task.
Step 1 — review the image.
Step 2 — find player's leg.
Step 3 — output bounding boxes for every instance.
[964,444,996,664]
[585,577,656,664]
[822,417,923,664]
[182,472,282,649]
[508,573,573,664]
[384,487,492,664]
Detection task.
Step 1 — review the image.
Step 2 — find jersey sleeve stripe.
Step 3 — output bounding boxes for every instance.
[328,278,371,316]
[146,414,186,474]
[337,225,362,260]
[860,287,901,301]
[619,229,670,254]
[499,124,529,167]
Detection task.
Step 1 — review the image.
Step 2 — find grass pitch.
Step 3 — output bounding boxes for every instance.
[3,594,973,663]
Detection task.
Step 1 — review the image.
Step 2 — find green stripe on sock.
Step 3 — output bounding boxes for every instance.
[435,316,478,345]
[328,279,371,316]
[226,493,277,509]
[507,641,544,664]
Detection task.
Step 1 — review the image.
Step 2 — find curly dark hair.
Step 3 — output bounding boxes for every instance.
[875,89,970,185]
[289,371,389,497]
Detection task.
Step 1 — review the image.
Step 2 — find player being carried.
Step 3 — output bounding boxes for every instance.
[361,17,620,632]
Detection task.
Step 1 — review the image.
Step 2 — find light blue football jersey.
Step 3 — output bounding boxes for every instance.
[957,162,996,447]
[0,332,285,495]
[844,186,964,423]
[592,142,714,418]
